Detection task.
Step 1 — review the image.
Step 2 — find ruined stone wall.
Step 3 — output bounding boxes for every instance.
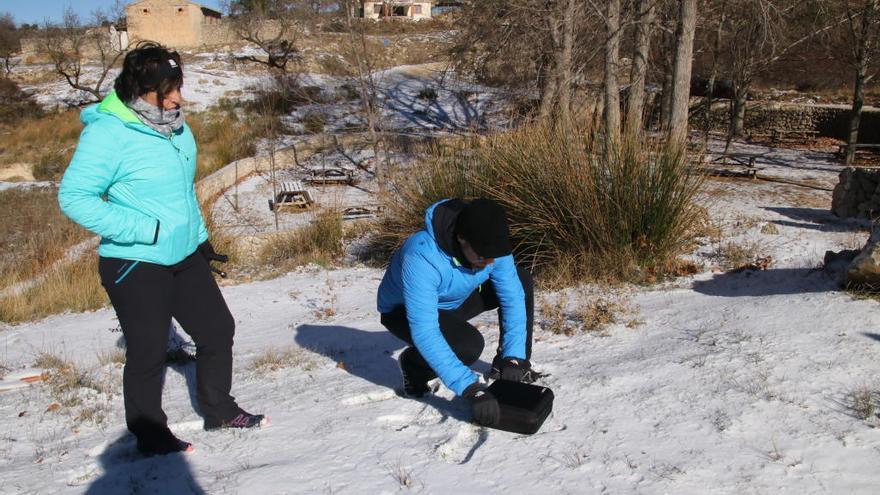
[691,101,880,143]
[200,22,238,46]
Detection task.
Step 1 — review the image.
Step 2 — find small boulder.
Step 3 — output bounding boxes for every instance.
[846,230,880,289]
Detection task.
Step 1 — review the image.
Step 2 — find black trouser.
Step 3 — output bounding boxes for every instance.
[380,266,534,380]
[99,252,240,440]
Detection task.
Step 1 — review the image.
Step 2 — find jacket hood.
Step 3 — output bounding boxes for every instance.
[80,91,149,130]
[424,198,468,262]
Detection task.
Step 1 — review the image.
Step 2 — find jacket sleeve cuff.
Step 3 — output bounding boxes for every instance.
[151,220,160,245]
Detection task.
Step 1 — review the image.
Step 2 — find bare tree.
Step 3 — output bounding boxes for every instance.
[841,0,880,165]
[699,0,728,145]
[716,0,838,146]
[602,0,623,146]
[340,0,387,189]
[557,0,578,126]
[450,1,597,127]
[625,0,656,137]
[0,12,19,76]
[40,8,126,104]
[668,0,697,145]
[229,0,303,74]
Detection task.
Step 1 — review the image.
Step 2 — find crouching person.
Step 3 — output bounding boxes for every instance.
[377,198,535,426]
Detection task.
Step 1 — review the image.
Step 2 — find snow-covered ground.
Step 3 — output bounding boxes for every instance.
[17,51,267,112]
[3,137,880,493]
[211,147,379,236]
[283,64,511,136]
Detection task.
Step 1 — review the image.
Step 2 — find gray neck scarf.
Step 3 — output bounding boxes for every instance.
[128,97,185,137]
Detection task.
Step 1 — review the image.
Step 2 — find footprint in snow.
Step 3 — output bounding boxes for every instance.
[340,389,398,406]
[434,424,488,464]
[375,402,444,430]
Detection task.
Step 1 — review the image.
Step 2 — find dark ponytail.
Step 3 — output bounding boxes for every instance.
[114,41,183,106]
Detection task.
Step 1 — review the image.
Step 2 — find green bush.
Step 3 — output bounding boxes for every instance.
[374,121,705,284]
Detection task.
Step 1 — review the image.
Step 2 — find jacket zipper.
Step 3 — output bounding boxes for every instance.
[168,134,193,255]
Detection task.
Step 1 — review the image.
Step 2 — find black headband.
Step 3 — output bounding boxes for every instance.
[144,58,182,88]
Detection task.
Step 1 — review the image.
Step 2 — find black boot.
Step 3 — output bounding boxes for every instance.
[136,428,192,457]
[398,347,437,398]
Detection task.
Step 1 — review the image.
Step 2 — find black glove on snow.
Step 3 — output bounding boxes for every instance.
[198,240,228,263]
[463,382,499,426]
[499,357,532,382]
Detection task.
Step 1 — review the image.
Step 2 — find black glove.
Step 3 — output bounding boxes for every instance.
[198,240,228,263]
[499,357,532,383]
[463,382,499,426]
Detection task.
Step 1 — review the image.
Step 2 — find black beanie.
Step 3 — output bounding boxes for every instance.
[455,198,512,259]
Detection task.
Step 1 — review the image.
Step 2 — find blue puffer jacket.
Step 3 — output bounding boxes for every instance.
[58,91,208,266]
[377,199,527,396]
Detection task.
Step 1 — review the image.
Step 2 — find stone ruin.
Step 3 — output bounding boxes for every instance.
[830,167,880,289]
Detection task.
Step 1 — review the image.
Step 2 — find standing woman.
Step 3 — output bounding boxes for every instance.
[59,42,266,457]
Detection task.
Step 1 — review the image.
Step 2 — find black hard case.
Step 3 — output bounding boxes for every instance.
[486,380,554,435]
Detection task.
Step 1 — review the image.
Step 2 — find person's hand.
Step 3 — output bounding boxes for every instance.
[463,382,499,426]
[198,241,228,263]
[499,357,532,382]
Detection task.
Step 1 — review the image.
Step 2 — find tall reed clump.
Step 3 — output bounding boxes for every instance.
[374,120,705,284]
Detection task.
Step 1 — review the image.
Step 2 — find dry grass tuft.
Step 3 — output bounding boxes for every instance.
[33,351,68,370]
[539,293,633,336]
[250,347,315,374]
[96,348,126,367]
[848,387,877,420]
[257,210,344,272]
[712,241,761,271]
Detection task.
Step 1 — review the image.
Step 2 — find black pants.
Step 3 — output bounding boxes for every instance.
[99,253,240,439]
[380,266,534,380]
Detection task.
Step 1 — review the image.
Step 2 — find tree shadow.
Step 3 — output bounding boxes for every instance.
[86,433,206,495]
[293,324,488,421]
[691,268,839,297]
[860,332,880,343]
[762,207,870,233]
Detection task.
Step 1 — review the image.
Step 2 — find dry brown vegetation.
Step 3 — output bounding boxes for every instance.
[0,186,92,290]
[32,351,116,425]
[249,346,315,373]
[539,292,635,336]
[0,252,106,323]
[188,106,274,181]
[0,109,81,181]
[257,210,345,273]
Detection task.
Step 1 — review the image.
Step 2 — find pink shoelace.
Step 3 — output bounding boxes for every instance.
[228,413,253,427]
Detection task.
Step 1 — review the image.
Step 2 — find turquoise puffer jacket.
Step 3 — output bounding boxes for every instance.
[59,92,208,266]
[377,199,527,396]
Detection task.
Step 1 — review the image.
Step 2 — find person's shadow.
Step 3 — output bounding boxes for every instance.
[294,324,486,421]
[86,433,206,494]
